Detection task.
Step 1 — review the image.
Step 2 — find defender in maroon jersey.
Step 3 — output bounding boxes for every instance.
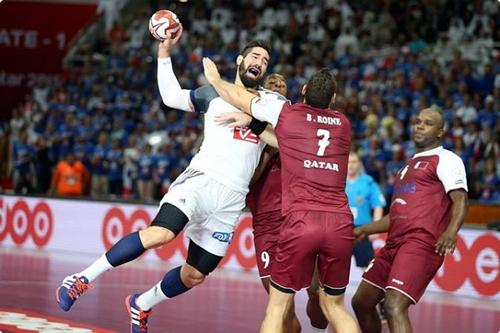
[351,106,469,333]
[203,59,358,333]
[246,73,328,333]
[248,149,282,280]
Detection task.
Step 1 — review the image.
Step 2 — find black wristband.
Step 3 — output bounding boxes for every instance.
[248,117,267,135]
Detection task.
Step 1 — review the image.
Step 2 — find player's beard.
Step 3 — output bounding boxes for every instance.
[238,62,263,88]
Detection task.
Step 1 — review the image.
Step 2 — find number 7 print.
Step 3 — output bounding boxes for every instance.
[316,129,330,156]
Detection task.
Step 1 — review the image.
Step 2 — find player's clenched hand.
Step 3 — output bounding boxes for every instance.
[215,112,252,128]
[353,226,365,244]
[435,228,457,256]
[158,24,183,58]
[203,57,221,84]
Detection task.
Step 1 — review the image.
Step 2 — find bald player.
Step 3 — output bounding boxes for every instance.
[351,106,469,333]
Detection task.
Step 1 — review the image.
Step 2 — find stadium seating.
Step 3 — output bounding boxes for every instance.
[1,0,498,205]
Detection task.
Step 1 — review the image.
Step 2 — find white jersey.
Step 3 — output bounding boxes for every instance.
[190,97,260,193]
[189,88,285,194]
[157,58,284,194]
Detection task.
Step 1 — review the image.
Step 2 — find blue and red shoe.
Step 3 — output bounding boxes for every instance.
[56,275,92,311]
[126,294,152,333]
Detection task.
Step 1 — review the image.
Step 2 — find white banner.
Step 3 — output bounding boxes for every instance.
[1,195,498,300]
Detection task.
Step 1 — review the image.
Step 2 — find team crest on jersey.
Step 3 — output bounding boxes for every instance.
[414,161,429,169]
[233,127,260,144]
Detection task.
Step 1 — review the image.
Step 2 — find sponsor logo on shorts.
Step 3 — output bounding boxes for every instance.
[212,231,233,243]
[391,278,404,285]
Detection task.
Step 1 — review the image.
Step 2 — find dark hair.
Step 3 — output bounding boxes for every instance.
[264,73,285,83]
[305,68,337,109]
[240,40,271,57]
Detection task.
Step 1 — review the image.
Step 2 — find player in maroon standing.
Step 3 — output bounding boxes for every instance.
[351,106,469,333]
[203,58,358,333]
[248,73,328,333]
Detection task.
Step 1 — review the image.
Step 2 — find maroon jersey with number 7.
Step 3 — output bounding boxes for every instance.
[274,102,352,216]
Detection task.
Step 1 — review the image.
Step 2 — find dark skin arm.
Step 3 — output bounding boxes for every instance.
[250,146,277,186]
[435,189,468,255]
[353,214,390,243]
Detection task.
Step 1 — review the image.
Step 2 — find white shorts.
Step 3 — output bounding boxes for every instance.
[159,168,246,257]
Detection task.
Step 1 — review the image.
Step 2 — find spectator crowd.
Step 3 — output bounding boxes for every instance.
[1,0,499,203]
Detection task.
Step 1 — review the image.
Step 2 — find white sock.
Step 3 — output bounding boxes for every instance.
[311,326,327,333]
[77,254,113,282]
[136,280,168,310]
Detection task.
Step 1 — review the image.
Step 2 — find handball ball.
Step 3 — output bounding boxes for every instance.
[149,10,181,41]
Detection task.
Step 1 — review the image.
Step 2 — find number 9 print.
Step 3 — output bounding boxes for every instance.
[261,251,270,269]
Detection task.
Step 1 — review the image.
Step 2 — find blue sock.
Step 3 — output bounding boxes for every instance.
[160,266,190,298]
[105,231,145,267]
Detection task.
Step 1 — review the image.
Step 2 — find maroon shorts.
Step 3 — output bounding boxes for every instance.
[271,211,353,293]
[362,239,444,303]
[253,211,285,278]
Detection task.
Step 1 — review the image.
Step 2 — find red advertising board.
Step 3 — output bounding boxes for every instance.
[0,1,96,120]
[1,195,499,299]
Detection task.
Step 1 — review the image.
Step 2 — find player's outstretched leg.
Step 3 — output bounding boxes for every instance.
[318,289,358,333]
[56,226,174,311]
[56,203,186,311]
[351,280,385,333]
[125,241,222,332]
[126,264,201,333]
[383,289,413,333]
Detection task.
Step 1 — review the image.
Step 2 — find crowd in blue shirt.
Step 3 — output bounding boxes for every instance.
[2,0,499,203]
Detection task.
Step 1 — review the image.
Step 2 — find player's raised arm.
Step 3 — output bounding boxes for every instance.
[215,112,278,148]
[156,25,195,112]
[203,57,257,114]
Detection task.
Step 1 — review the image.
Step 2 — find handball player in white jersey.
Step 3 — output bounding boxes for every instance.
[55,25,283,333]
